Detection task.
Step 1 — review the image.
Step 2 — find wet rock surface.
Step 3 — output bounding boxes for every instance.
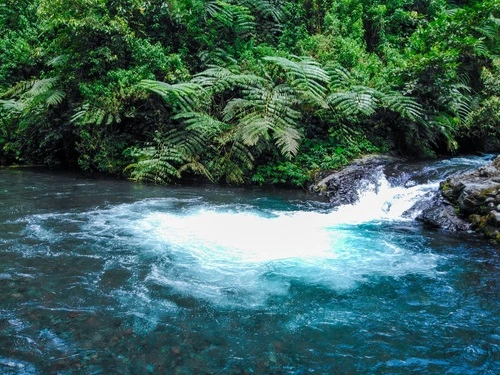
[419,155,500,241]
[309,155,402,206]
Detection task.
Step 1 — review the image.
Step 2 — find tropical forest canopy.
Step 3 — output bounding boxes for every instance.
[0,0,499,186]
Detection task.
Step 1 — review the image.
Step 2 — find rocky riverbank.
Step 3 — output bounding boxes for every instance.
[418,155,500,241]
[310,153,500,242]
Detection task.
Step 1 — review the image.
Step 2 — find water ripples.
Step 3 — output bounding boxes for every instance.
[1,161,499,373]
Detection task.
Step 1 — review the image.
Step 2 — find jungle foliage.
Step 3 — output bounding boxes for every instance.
[1,0,499,186]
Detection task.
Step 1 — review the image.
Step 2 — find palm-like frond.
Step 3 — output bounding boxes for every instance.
[173,111,228,139]
[380,91,424,122]
[205,0,256,38]
[139,80,203,112]
[192,65,264,93]
[125,129,209,184]
[327,86,380,117]
[71,103,119,126]
[224,84,301,158]
[1,77,65,114]
[240,0,285,24]
[263,55,330,105]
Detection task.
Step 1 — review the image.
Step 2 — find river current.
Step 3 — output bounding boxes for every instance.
[0,156,499,374]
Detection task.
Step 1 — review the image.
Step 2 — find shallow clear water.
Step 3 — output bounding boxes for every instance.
[0,158,499,374]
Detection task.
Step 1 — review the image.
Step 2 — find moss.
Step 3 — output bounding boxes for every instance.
[469,214,483,229]
[440,181,451,192]
[483,225,499,239]
[479,187,499,199]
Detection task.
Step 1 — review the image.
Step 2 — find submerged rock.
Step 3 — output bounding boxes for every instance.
[419,155,500,241]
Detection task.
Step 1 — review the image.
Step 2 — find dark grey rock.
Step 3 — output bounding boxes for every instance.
[487,210,500,226]
[309,155,402,206]
[417,198,470,231]
[421,155,500,240]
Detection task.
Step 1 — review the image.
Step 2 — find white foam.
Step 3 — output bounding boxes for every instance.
[130,204,440,307]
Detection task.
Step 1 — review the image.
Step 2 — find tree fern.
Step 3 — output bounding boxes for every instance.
[328,67,424,122]
[438,82,472,123]
[241,0,285,24]
[173,111,228,137]
[430,113,459,152]
[473,14,500,54]
[327,67,379,117]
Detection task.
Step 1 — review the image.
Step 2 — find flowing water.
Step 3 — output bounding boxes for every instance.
[0,156,499,374]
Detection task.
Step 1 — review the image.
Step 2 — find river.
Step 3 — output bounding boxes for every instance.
[0,156,499,374]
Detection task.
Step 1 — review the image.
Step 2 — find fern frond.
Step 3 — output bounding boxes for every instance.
[205,0,231,21]
[380,91,424,122]
[327,87,379,117]
[329,67,355,90]
[225,84,301,157]
[274,126,301,158]
[193,65,264,93]
[232,4,256,38]
[1,77,65,114]
[431,113,459,152]
[241,0,285,24]
[263,55,329,104]
[205,0,256,37]
[25,78,59,98]
[139,80,203,112]
[209,141,254,184]
[179,156,216,183]
[71,104,117,126]
[173,111,228,139]
[125,128,212,184]
[45,90,66,107]
[48,55,68,67]
[0,99,25,113]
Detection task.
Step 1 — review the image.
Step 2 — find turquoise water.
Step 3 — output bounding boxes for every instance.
[0,158,499,374]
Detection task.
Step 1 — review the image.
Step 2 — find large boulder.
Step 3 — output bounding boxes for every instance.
[418,155,500,240]
[309,155,401,206]
[417,197,471,232]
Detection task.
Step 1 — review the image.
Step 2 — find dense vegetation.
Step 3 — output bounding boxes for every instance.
[1,0,498,186]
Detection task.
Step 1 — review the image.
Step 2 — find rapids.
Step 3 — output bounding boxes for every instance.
[0,155,498,374]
